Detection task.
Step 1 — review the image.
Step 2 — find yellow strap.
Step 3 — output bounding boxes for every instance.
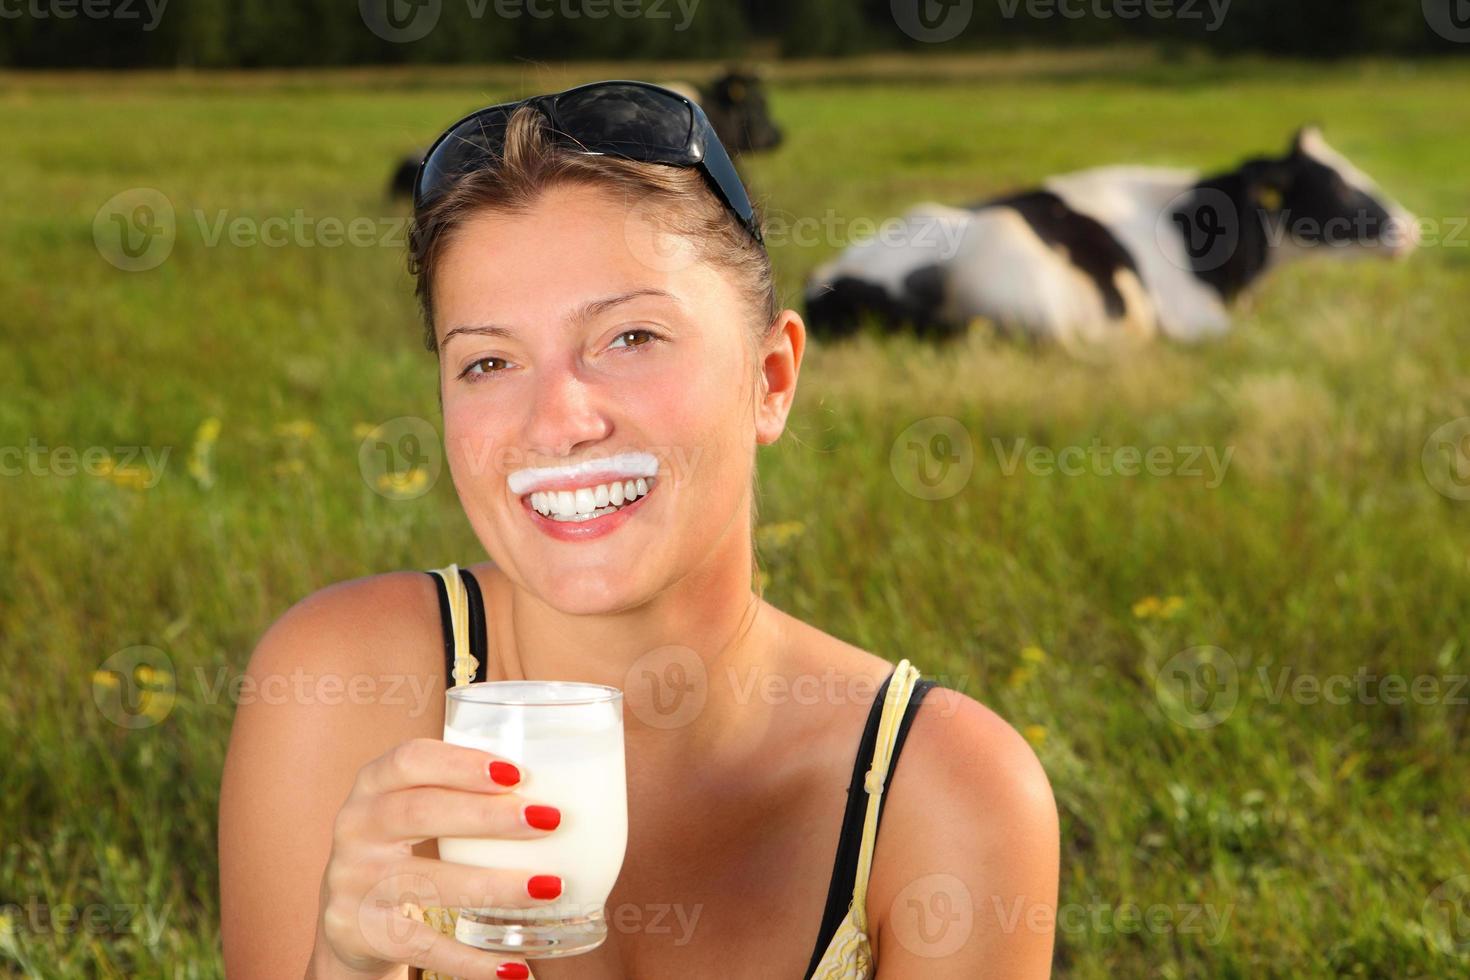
[850,658,921,933]
[429,563,479,688]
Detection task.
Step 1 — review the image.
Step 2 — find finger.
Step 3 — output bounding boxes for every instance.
[365,911,537,980]
[391,855,565,912]
[354,737,523,799]
[371,787,561,842]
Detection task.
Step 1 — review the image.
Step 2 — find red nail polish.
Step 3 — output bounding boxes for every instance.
[489,761,520,786]
[496,964,529,979]
[524,805,561,831]
[527,874,562,900]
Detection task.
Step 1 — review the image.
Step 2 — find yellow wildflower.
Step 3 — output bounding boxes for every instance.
[1006,664,1034,689]
[274,420,318,441]
[1021,645,1047,664]
[188,416,221,490]
[91,670,120,689]
[377,468,429,496]
[1159,595,1186,619]
[756,520,807,550]
[1022,724,1047,746]
[1132,596,1162,619]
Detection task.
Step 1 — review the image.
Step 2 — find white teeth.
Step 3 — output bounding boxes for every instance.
[527,477,655,521]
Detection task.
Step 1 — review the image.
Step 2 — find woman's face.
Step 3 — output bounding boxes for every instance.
[432,181,792,614]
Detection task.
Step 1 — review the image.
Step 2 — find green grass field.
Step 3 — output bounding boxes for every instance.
[2,50,1468,977]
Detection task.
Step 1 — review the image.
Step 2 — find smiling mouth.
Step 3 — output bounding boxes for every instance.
[524,476,657,523]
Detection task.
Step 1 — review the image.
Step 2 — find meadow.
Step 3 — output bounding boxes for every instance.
[1,49,1468,977]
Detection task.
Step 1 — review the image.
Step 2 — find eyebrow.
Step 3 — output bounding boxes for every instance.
[440,288,680,347]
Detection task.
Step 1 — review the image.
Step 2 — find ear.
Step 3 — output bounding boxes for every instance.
[1291,123,1324,156]
[754,309,805,446]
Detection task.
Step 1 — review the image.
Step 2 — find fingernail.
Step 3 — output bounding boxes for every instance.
[496,964,529,979]
[527,874,562,900]
[489,761,520,786]
[523,805,561,831]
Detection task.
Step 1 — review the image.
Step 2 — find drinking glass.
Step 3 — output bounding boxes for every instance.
[440,680,627,957]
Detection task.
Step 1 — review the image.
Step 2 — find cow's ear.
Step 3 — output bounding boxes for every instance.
[1291,124,1324,157]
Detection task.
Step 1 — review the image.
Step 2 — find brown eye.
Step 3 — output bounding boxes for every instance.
[460,356,509,380]
[610,329,657,350]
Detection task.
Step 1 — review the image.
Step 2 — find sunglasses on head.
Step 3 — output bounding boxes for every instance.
[412,79,765,248]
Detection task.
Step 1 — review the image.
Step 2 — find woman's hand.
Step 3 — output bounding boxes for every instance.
[308,737,560,980]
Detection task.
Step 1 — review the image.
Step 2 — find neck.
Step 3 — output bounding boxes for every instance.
[491,509,785,764]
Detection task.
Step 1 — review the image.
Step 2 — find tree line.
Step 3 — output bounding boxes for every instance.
[2,0,1465,68]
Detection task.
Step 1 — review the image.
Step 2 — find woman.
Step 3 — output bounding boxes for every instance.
[218,81,1059,979]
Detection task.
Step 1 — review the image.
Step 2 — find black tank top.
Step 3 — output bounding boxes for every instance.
[427,568,936,977]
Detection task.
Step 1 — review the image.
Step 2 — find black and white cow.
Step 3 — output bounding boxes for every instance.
[803,127,1417,345]
[387,68,782,199]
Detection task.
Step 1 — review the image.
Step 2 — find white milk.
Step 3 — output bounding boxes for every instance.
[441,689,628,921]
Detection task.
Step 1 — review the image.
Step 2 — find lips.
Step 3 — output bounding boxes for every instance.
[521,477,657,542]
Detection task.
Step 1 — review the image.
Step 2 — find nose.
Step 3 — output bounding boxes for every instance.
[522,362,611,459]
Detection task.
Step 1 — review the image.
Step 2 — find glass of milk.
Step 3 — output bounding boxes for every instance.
[440,680,627,957]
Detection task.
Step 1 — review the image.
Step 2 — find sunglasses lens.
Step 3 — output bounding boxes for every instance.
[416,108,513,209]
[554,83,693,156]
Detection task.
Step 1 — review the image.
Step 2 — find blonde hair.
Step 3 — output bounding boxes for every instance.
[406,103,780,600]
[407,104,776,352]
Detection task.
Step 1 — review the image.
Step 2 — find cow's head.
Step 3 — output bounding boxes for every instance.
[703,68,783,155]
[1246,125,1418,258]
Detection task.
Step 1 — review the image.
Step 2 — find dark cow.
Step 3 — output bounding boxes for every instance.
[804,126,1417,346]
[387,68,782,200]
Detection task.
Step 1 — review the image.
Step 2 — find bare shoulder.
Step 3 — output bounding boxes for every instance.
[249,569,445,677]
[866,687,1060,978]
[219,569,448,978]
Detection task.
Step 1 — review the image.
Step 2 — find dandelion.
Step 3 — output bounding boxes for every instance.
[188,416,221,490]
[91,670,120,689]
[274,420,318,441]
[1134,595,1186,620]
[1005,664,1034,689]
[377,468,429,496]
[1132,595,1162,619]
[1021,645,1047,664]
[1023,724,1047,746]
